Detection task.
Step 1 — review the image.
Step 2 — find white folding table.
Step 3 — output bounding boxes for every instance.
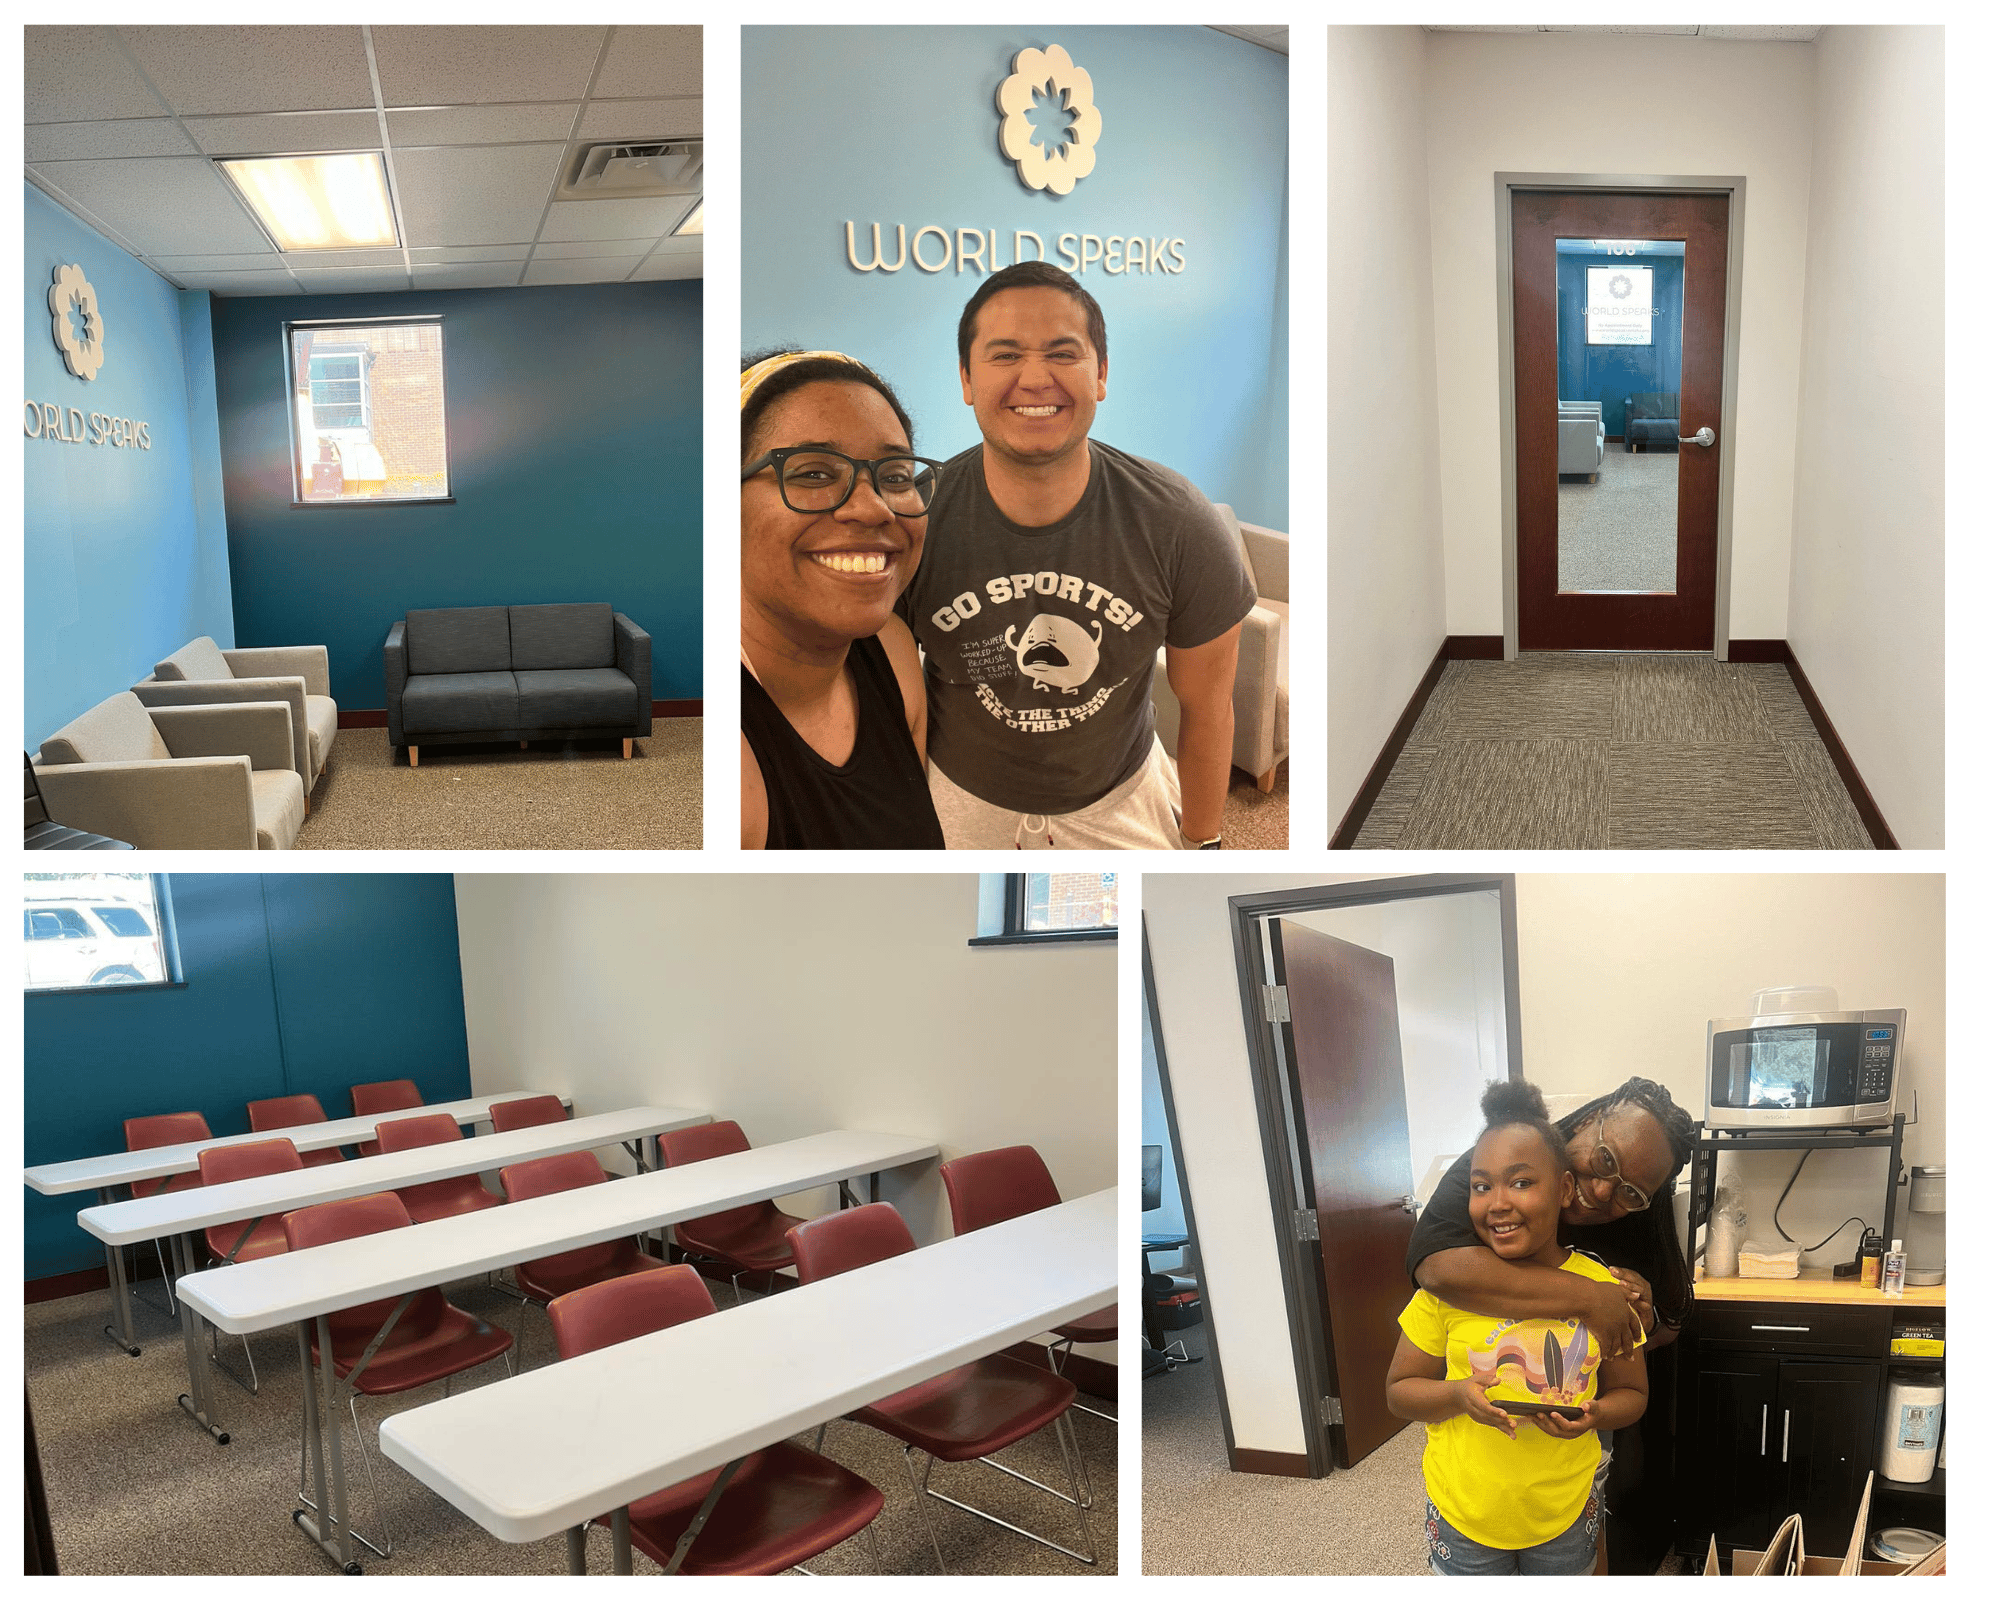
[25,1089,570,1357]
[176,1129,942,1572]
[75,1105,710,1444]
[377,1189,1116,1575]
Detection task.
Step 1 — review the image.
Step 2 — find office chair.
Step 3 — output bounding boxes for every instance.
[196,1136,306,1393]
[546,1266,884,1574]
[788,1203,1095,1571]
[371,1113,502,1223]
[349,1080,422,1157]
[246,1094,345,1167]
[656,1122,799,1301]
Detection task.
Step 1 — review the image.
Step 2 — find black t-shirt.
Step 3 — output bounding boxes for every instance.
[1405,1145,1658,1288]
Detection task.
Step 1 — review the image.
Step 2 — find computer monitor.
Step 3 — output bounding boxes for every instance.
[1142,1144,1162,1211]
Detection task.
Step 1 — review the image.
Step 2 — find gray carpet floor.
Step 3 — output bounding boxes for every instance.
[1560,442,1679,592]
[294,722,702,850]
[27,1271,1115,1576]
[1353,655,1874,850]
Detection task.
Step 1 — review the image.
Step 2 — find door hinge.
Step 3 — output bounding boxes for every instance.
[1292,1208,1320,1242]
[1320,1395,1343,1427]
[1262,984,1290,1023]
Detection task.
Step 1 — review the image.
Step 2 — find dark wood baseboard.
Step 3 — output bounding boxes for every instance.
[26,1259,161,1304]
[1230,1446,1312,1477]
[1725,639,1790,664]
[996,1339,1116,1402]
[1771,646,1898,849]
[339,700,700,731]
[1445,634,1505,660]
[1331,637,1458,848]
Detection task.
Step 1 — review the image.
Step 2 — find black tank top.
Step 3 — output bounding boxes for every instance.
[742,633,946,850]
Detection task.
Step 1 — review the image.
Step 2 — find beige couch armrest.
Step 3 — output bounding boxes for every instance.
[135,677,310,780]
[1238,522,1289,604]
[151,701,298,775]
[224,645,330,699]
[32,757,258,850]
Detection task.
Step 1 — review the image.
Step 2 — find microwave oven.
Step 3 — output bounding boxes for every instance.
[1704,1009,1906,1130]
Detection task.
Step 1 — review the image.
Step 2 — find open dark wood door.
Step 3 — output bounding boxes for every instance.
[1270,919,1417,1468]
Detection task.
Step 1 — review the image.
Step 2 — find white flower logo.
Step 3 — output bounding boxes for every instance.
[1608,273,1633,300]
[997,45,1102,197]
[50,263,106,381]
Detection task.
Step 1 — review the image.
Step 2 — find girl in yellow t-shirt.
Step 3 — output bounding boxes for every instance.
[1387,1080,1649,1575]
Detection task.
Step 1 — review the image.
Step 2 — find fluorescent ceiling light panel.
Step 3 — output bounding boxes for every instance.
[218,153,399,251]
[675,200,704,236]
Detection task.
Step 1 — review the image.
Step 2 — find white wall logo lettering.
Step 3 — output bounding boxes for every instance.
[49,263,106,380]
[997,44,1101,197]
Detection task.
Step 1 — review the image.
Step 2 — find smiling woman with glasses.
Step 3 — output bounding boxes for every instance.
[739,348,946,850]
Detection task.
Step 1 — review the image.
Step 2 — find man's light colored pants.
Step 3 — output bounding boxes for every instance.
[928,737,1190,849]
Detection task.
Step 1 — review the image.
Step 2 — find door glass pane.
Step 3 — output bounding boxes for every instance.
[1555,238,1684,593]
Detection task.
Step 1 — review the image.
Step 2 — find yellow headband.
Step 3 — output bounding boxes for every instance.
[739,349,866,410]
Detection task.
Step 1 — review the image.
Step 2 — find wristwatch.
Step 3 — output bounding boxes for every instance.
[1186,833,1222,850]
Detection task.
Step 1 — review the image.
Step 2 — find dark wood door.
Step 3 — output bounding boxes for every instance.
[1775,1358,1883,1554]
[1269,919,1416,1468]
[1513,189,1730,650]
[1686,1351,1778,1552]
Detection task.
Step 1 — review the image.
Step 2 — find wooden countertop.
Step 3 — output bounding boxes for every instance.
[1694,1268,1945,1308]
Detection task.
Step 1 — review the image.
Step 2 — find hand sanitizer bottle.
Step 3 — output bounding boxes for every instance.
[1881,1238,1907,1298]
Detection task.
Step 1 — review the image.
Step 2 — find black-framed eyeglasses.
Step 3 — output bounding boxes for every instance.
[741,447,943,516]
[1584,1111,1653,1212]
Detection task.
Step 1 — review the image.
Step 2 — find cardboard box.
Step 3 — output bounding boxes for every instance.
[1703,1474,1945,1576]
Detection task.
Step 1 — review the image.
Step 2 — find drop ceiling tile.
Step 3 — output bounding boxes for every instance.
[291,267,414,294]
[152,251,283,271]
[176,270,305,295]
[184,111,382,156]
[648,233,704,257]
[28,158,273,255]
[578,97,702,140]
[532,237,658,260]
[391,144,566,246]
[539,195,684,243]
[410,244,534,263]
[388,103,580,147]
[26,119,200,161]
[521,257,643,285]
[26,27,170,122]
[412,262,527,289]
[121,26,374,116]
[631,253,701,282]
[281,248,406,268]
[373,26,605,107]
[593,26,701,99]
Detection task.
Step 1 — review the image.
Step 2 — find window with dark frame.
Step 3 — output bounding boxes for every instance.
[286,316,450,506]
[971,873,1119,947]
[23,873,184,993]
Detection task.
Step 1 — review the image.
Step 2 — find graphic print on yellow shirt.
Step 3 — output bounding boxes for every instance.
[1396,1249,1641,1551]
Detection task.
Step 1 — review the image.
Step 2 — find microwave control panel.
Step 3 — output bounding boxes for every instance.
[1858,1026,1898,1102]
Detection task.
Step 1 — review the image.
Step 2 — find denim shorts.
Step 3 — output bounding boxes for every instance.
[1424,1482,1603,1577]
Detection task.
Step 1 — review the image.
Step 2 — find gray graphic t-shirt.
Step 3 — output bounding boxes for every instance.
[902,440,1257,814]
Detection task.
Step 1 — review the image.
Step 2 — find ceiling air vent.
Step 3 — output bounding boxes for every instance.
[556,140,703,202]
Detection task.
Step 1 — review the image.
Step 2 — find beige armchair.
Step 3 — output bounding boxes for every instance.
[134,637,337,807]
[34,691,306,850]
[1153,506,1289,792]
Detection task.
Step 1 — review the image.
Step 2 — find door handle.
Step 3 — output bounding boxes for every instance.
[1679,425,1716,448]
[1781,1408,1791,1464]
[1760,1403,1767,1456]
[1399,1195,1421,1216]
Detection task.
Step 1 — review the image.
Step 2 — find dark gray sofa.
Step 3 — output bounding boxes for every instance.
[384,603,651,766]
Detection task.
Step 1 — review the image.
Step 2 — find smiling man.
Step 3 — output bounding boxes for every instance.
[899,262,1256,849]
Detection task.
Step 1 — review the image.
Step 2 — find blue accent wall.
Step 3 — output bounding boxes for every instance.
[24,183,234,745]
[209,280,703,707]
[1556,253,1685,436]
[25,874,471,1280]
[743,27,1289,531]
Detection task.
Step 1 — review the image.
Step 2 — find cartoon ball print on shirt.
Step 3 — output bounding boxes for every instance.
[1006,613,1103,694]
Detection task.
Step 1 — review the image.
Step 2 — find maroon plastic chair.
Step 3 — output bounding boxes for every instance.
[788,1203,1093,1570]
[350,1080,422,1157]
[282,1192,514,1556]
[372,1113,502,1223]
[121,1112,214,1316]
[499,1151,665,1309]
[546,1266,884,1574]
[940,1148,1116,1426]
[488,1094,567,1133]
[246,1093,345,1167]
[194,1137,305,1394]
[657,1122,798,1301]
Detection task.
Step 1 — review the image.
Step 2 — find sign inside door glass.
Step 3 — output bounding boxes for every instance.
[1586,265,1653,346]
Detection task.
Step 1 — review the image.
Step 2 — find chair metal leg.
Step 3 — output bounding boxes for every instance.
[207,1321,261,1395]
[345,1395,395,1558]
[811,1422,829,1455]
[920,1429,1098,1567]
[1047,1338,1116,1425]
[900,1448,949,1574]
[861,1519,883,1572]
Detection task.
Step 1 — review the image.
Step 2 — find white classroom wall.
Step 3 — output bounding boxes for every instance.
[450,874,1116,1256]
[1326,25,1448,827]
[1144,872,1943,1461]
[1786,26,1945,848]
[1422,31,1815,641]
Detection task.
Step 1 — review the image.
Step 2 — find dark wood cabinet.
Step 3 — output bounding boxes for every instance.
[1776,1360,1883,1552]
